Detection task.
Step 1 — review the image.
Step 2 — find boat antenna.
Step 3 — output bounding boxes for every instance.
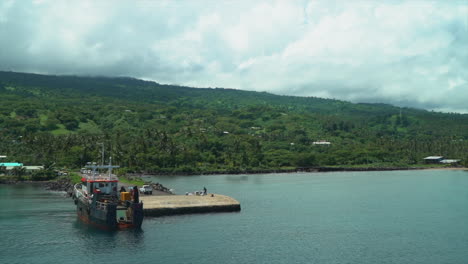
[92,162,97,181]
[97,143,104,165]
[108,157,112,180]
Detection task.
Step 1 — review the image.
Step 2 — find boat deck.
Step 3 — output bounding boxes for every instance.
[140,194,241,217]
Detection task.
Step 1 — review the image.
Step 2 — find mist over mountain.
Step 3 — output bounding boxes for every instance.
[1,1,466,113]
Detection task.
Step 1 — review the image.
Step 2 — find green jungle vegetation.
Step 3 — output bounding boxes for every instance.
[0,71,467,180]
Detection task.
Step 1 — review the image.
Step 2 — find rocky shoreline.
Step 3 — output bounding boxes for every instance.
[0,178,75,195]
[44,178,74,196]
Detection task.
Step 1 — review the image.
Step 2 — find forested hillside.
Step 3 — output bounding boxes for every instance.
[1,71,467,175]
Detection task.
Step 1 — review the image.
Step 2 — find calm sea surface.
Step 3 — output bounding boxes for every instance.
[1,170,468,264]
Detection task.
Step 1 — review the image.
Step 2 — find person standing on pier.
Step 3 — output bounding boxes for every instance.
[133,186,139,203]
[203,187,207,195]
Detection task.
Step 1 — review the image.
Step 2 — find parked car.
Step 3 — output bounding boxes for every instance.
[139,185,153,195]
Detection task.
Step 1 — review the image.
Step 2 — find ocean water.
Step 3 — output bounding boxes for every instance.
[1,170,468,264]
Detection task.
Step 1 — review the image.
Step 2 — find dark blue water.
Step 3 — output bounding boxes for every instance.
[1,170,468,264]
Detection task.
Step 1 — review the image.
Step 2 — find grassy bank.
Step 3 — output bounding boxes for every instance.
[118,175,146,186]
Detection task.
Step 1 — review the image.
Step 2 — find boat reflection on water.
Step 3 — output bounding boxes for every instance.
[72,218,145,251]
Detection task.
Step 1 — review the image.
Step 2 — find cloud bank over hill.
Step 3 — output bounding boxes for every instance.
[0,0,467,112]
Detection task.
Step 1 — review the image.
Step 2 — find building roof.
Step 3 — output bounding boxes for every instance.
[24,166,44,170]
[313,141,331,145]
[0,162,23,167]
[440,159,461,163]
[423,156,444,160]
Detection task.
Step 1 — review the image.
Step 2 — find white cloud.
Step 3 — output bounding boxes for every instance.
[0,0,467,112]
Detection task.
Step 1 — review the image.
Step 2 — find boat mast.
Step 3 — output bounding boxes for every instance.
[108,157,112,180]
[98,142,105,165]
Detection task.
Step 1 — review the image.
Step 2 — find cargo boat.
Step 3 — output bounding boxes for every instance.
[72,162,143,230]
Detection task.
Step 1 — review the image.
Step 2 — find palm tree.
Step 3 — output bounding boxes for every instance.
[0,166,7,176]
[11,166,26,181]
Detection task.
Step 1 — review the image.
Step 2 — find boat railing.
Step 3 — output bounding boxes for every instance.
[81,173,119,182]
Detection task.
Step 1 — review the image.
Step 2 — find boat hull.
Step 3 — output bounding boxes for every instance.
[75,195,143,231]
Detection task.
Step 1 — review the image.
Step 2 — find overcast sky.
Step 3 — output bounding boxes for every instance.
[1,0,467,113]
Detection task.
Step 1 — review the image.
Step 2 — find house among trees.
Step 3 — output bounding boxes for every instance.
[440,159,461,165]
[0,162,23,170]
[0,156,44,172]
[423,156,461,165]
[313,140,331,145]
[24,166,45,171]
[423,156,444,164]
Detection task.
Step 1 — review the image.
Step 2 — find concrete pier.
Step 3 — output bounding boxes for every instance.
[140,194,241,217]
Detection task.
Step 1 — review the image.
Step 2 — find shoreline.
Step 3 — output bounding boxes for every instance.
[1,166,466,186]
[128,165,467,177]
[420,167,467,171]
